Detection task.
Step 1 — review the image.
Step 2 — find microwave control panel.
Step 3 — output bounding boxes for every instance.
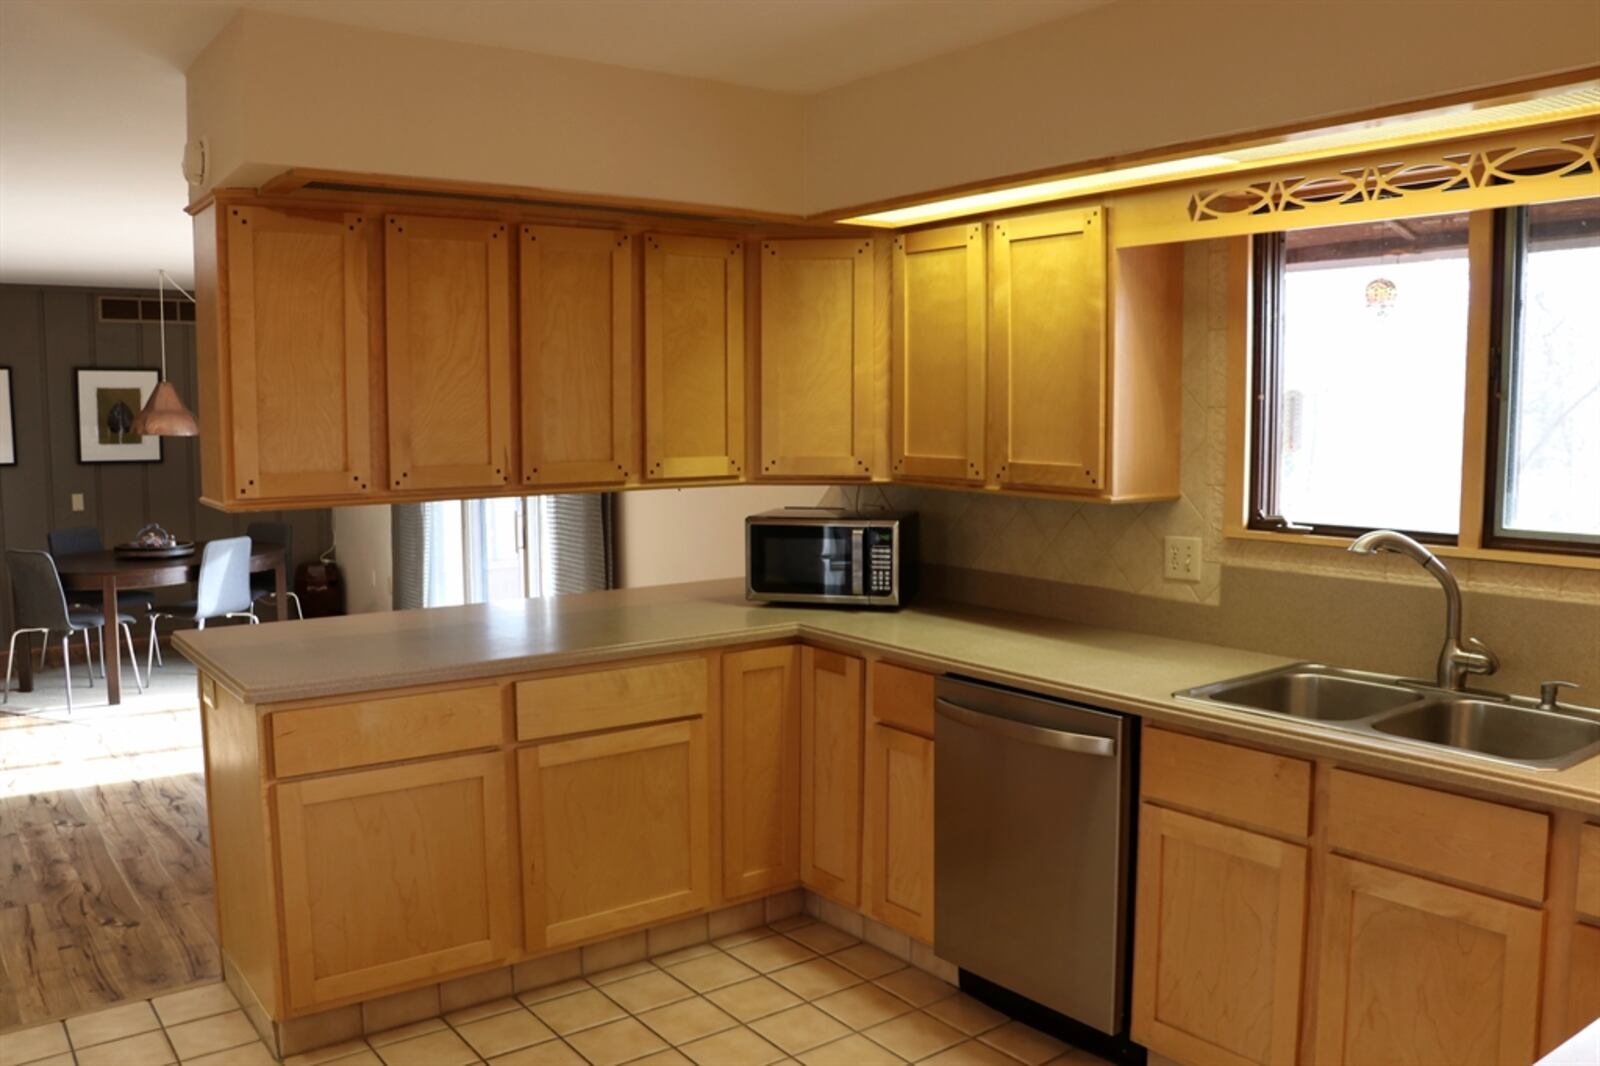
[868,528,894,596]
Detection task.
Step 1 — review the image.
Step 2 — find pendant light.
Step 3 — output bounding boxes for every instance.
[132,268,200,437]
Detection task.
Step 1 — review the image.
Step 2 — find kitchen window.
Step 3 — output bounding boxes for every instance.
[1250,212,1473,542]
[409,494,614,607]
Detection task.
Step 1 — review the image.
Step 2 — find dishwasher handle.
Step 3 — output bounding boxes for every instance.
[935,697,1117,757]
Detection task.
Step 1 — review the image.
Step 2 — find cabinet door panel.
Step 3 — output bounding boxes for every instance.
[863,722,934,942]
[520,720,710,949]
[276,752,513,1011]
[226,205,372,500]
[892,223,985,483]
[1315,855,1543,1066]
[800,647,864,907]
[385,215,513,492]
[989,207,1106,492]
[722,646,801,899]
[644,234,745,481]
[1131,805,1306,1066]
[1562,922,1600,1049]
[759,238,874,479]
[520,225,635,487]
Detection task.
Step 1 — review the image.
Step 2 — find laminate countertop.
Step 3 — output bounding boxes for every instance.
[175,579,1600,815]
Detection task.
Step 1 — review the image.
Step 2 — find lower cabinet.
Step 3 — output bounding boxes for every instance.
[1564,922,1600,1048]
[519,719,711,950]
[1313,855,1544,1066]
[721,646,801,899]
[1130,804,1307,1066]
[863,720,935,942]
[800,647,865,907]
[274,752,515,1011]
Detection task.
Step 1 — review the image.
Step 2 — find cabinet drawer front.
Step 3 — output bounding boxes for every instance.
[1141,728,1311,839]
[516,656,708,741]
[1576,823,1600,922]
[271,686,503,777]
[1327,769,1549,902]
[870,661,935,737]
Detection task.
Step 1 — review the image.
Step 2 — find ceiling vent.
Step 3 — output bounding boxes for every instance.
[97,296,196,325]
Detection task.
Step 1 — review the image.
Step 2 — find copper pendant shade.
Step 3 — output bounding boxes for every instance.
[133,268,200,437]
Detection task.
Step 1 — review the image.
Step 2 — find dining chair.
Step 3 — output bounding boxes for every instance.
[246,521,303,620]
[145,536,259,676]
[47,525,160,672]
[4,550,145,713]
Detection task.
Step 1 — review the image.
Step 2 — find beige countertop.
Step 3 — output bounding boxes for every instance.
[176,579,1600,815]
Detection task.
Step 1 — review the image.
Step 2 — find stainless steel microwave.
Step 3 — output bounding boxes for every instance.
[745,509,917,607]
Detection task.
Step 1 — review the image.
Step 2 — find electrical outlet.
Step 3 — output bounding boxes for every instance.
[1164,536,1202,582]
[70,492,85,512]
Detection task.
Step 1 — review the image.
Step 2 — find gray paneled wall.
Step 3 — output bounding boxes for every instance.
[0,284,333,644]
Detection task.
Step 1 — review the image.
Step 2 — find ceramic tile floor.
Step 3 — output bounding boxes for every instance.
[0,916,1110,1066]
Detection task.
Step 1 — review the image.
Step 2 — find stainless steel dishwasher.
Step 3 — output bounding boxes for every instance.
[934,675,1136,1039]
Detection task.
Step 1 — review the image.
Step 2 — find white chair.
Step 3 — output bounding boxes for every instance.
[5,549,144,713]
[144,536,259,676]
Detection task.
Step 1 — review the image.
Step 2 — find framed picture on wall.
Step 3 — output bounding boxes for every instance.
[75,368,162,463]
[0,366,14,466]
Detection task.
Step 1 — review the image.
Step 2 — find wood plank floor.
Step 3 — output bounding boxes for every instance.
[0,661,219,1031]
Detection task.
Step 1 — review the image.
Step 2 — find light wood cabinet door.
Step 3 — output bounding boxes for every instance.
[721,646,801,899]
[1561,922,1600,1050]
[1131,804,1307,1066]
[643,234,745,481]
[385,215,514,492]
[863,722,934,943]
[519,720,710,950]
[892,222,985,483]
[1314,855,1543,1066]
[275,752,514,1011]
[224,205,373,501]
[800,647,864,907]
[520,225,635,487]
[758,238,875,479]
[988,207,1106,492]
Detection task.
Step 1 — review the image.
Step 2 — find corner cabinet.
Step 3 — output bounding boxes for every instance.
[520,225,636,487]
[385,214,514,493]
[721,646,801,899]
[643,234,746,482]
[217,205,375,502]
[757,238,876,480]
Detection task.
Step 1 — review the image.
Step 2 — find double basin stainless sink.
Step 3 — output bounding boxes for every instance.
[1177,663,1600,771]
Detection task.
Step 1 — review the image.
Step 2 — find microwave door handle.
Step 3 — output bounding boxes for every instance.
[851,529,864,596]
[935,698,1117,757]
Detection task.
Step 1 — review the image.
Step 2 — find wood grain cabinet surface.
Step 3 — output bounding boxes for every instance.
[520,224,636,487]
[721,646,802,899]
[800,647,865,907]
[892,222,986,483]
[643,233,745,482]
[757,237,876,480]
[385,214,514,493]
[274,751,514,1012]
[863,713,935,944]
[222,204,374,501]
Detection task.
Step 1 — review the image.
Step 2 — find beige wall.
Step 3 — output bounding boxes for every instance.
[617,485,826,588]
[332,504,393,614]
[186,10,807,213]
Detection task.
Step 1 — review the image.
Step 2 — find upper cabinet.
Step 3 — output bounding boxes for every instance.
[220,205,374,502]
[757,238,876,479]
[892,223,986,484]
[385,215,514,493]
[644,234,745,482]
[520,225,636,487]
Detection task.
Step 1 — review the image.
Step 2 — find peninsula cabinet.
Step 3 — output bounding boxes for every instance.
[218,204,375,502]
[721,646,801,899]
[520,224,636,487]
[799,647,865,907]
[892,222,986,484]
[385,214,514,493]
[863,662,936,943]
[757,238,876,479]
[644,234,746,482]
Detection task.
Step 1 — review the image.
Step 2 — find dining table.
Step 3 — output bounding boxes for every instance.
[14,540,288,705]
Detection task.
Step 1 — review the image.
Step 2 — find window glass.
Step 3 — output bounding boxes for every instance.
[1258,212,1471,537]
[1496,196,1600,545]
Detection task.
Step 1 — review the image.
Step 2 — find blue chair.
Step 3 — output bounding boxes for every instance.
[4,549,144,713]
[144,537,258,676]
[48,526,160,673]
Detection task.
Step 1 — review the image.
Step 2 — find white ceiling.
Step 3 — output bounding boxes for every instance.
[0,0,1106,288]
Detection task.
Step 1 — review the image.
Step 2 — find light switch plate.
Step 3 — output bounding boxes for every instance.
[1164,536,1202,582]
[70,492,85,512]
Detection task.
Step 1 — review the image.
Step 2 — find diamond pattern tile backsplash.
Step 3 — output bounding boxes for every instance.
[822,240,1598,608]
